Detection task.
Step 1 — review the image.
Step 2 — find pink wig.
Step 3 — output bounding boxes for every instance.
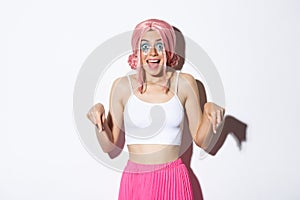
[128,19,179,93]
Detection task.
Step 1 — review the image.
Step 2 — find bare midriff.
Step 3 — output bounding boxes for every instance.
[127,144,180,164]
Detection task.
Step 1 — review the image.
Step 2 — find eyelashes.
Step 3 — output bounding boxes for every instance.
[140,42,164,54]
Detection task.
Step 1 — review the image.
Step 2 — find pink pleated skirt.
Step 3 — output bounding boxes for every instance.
[118,158,194,200]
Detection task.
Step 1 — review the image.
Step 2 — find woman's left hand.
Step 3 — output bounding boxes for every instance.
[204,102,225,134]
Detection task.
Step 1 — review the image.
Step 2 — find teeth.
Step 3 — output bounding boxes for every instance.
[148,60,160,63]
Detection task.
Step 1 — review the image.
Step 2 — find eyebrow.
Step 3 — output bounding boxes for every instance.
[141,39,162,42]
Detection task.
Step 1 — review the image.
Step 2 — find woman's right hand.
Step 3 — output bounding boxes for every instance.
[86,103,106,130]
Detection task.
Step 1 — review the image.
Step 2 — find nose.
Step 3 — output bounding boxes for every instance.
[149,46,158,56]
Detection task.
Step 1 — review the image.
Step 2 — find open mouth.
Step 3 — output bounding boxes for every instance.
[146,59,160,64]
[146,59,161,69]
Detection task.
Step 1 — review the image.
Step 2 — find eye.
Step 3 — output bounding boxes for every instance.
[141,43,150,53]
[155,42,164,52]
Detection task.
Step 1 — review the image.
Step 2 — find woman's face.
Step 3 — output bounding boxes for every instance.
[140,30,165,76]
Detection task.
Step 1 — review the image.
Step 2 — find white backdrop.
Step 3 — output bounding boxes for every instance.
[3,0,300,199]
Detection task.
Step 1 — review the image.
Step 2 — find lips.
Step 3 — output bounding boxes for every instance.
[147,59,160,63]
[146,59,160,69]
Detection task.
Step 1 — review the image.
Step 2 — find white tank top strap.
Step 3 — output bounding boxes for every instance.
[127,75,133,94]
[174,71,180,95]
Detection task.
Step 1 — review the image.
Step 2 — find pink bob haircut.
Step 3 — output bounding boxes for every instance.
[128,19,180,93]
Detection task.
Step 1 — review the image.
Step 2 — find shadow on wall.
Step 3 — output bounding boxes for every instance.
[173,26,248,200]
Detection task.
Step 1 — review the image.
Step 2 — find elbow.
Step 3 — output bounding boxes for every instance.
[193,119,214,150]
[193,133,205,149]
[98,138,116,153]
[194,140,205,149]
[107,146,123,159]
[102,138,124,158]
[193,131,212,152]
[100,145,115,154]
[194,131,217,155]
[193,138,211,154]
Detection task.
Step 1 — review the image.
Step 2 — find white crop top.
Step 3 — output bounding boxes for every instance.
[123,71,184,145]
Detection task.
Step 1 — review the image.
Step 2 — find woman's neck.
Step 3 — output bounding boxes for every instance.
[145,76,164,84]
[144,70,173,84]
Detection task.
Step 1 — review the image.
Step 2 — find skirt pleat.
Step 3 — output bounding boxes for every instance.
[118,158,194,200]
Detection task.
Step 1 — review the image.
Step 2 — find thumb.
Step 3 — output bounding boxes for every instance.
[101,112,106,123]
[95,113,102,130]
[210,112,217,134]
[99,112,105,130]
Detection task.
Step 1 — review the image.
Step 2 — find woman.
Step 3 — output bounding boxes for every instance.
[87,19,224,200]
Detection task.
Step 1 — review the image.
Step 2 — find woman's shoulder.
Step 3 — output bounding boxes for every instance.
[112,75,129,84]
[178,72,197,88]
[178,71,194,78]
[175,72,200,104]
[111,75,132,95]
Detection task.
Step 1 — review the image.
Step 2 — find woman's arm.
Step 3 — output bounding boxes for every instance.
[87,77,126,153]
[181,73,224,151]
